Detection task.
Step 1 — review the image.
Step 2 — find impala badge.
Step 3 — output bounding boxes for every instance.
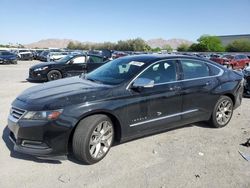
[157,112,162,116]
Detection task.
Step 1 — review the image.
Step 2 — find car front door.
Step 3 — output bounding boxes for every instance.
[179,58,222,123]
[127,59,182,133]
[63,56,87,77]
[86,55,107,73]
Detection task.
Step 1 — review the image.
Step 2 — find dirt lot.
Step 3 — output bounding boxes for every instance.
[0,61,250,188]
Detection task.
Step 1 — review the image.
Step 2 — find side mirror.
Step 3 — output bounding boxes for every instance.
[68,60,74,64]
[131,78,154,91]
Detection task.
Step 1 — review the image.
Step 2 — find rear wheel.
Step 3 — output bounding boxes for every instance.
[72,115,114,164]
[208,96,233,128]
[47,70,62,81]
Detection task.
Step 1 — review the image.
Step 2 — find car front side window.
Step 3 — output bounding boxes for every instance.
[137,60,177,84]
[72,56,86,64]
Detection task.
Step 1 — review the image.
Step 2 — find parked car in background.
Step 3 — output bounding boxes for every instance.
[0,50,18,64]
[15,49,33,60]
[27,54,109,82]
[38,49,66,62]
[8,55,243,164]
[49,51,69,61]
[32,49,45,60]
[210,54,250,69]
[243,66,250,97]
[112,51,128,59]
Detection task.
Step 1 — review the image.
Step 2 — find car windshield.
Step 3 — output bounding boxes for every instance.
[19,50,29,53]
[55,55,75,63]
[86,57,146,85]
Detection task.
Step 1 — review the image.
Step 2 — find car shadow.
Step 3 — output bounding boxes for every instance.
[2,126,61,164]
[2,122,214,165]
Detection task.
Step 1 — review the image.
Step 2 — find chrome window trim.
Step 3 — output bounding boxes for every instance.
[126,58,224,90]
[129,109,198,127]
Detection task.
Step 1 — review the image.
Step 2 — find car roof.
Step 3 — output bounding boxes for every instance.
[119,54,208,63]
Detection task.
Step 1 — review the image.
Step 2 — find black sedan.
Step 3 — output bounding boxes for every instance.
[27,54,109,82]
[8,55,243,164]
[0,51,18,64]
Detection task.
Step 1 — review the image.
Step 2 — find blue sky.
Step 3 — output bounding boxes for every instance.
[0,0,250,44]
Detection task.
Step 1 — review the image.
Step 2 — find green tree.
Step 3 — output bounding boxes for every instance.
[188,43,207,52]
[226,39,250,52]
[177,43,190,52]
[196,35,225,52]
[67,38,151,51]
[162,44,173,52]
[151,47,161,52]
[67,42,76,49]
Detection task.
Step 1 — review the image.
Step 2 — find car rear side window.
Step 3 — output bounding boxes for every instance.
[138,60,177,84]
[207,64,221,76]
[180,60,210,79]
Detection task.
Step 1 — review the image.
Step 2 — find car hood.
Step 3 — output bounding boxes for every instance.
[30,61,61,69]
[0,55,17,59]
[15,76,113,110]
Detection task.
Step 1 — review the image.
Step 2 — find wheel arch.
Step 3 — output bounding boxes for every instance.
[68,110,122,150]
[47,69,63,75]
[223,93,235,106]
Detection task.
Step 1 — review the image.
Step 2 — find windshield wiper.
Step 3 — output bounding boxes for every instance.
[86,77,103,84]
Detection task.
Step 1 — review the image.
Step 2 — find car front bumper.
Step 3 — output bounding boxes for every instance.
[7,114,71,160]
[27,69,48,82]
[0,59,17,64]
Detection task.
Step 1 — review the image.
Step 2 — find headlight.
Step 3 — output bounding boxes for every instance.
[34,66,48,71]
[22,109,63,120]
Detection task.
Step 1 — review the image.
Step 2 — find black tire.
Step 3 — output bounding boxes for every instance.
[47,70,62,81]
[72,115,114,164]
[208,96,234,128]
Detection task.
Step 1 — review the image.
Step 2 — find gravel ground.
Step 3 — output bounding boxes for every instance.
[0,61,250,188]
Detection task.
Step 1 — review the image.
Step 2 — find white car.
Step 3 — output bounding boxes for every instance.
[48,52,69,61]
[15,49,33,60]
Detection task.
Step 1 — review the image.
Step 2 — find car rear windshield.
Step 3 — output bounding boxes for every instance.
[86,57,147,85]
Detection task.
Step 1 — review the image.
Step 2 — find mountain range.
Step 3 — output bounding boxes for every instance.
[24,38,193,49]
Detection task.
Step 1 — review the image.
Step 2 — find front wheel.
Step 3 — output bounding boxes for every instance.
[72,115,114,164]
[208,96,234,128]
[47,70,62,81]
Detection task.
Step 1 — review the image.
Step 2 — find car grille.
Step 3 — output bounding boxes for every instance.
[10,107,26,120]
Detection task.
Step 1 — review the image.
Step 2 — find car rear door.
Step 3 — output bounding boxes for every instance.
[127,59,182,132]
[179,58,223,123]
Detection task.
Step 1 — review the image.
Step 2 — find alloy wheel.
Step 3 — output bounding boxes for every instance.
[216,99,233,126]
[89,121,113,159]
[50,73,60,80]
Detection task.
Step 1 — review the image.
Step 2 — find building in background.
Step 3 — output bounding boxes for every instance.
[217,34,250,46]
